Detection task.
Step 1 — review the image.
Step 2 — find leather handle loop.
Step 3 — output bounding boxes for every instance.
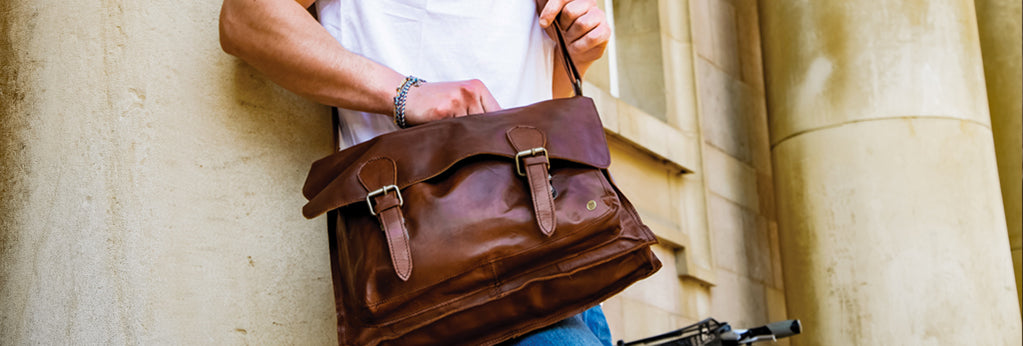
[551,20,583,97]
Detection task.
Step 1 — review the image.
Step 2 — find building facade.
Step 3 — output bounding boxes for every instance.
[1,0,1020,344]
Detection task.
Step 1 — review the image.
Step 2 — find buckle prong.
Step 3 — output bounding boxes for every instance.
[366,184,403,216]
[515,147,549,176]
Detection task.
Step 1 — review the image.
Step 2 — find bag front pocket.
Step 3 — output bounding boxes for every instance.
[341,158,621,325]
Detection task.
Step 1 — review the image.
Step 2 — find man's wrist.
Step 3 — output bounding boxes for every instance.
[392,76,426,128]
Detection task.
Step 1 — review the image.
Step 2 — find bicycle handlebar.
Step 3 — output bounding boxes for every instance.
[618,318,802,346]
[745,319,801,339]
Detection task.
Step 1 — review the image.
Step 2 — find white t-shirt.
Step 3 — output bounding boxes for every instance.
[315,0,555,149]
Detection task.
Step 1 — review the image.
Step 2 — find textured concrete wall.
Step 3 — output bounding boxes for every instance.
[585,0,788,343]
[582,0,792,338]
[1,2,337,344]
[760,0,1022,344]
[975,0,1023,313]
[689,0,788,339]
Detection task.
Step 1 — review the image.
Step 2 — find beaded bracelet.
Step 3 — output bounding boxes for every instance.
[393,76,426,129]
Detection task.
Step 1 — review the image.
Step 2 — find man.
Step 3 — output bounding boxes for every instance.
[219,0,614,343]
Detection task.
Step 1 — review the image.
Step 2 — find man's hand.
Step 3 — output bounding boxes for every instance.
[219,0,502,124]
[403,80,502,126]
[536,0,610,98]
[538,0,611,69]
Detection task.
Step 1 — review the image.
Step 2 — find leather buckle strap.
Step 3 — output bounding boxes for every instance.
[358,158,414,281]
[507,126,557,237]
[551,21,583,97]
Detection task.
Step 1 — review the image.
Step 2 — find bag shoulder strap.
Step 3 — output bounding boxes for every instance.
[551,21,583,97]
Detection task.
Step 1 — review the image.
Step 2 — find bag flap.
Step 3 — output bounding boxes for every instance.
[301,96,610,219]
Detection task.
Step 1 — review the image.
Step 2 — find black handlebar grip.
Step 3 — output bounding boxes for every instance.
[764,319,801,338]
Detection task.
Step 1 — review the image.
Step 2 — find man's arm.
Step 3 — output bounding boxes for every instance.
[537,0,612,98]
[219,0,500,125]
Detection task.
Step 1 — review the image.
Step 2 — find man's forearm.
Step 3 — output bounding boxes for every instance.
[219,0,403,114]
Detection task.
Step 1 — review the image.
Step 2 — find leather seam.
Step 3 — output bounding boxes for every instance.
[473,251,657,346]
[359,233,655,329]
[311,154,608,215]
[356,156,397,192]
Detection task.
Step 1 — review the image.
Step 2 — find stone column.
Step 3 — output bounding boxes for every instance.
[1,1,336,344]
[759,1,1023,344]
[975,0,1023,313]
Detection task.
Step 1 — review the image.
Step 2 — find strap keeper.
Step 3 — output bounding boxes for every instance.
[366,184,403,216]
[515,147,549,176]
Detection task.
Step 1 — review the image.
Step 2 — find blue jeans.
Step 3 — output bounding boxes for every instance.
[500,305,613,346]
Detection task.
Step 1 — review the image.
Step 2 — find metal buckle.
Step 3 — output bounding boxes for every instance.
[366,184,403,216]
[515,147,549,176]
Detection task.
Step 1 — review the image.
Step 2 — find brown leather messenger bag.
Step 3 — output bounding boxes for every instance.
[301,23,662,346]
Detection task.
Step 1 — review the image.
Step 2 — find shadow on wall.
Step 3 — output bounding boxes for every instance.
[0,0,34,266]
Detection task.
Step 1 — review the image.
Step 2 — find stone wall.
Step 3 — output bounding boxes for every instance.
[690,0,787,335]
[1,2,337,344]
[588,0,788,343]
